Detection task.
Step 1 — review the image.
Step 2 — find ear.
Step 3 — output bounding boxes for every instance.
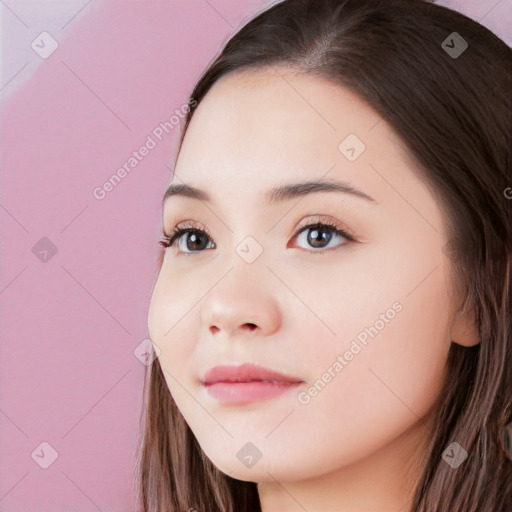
[450,303,480,347]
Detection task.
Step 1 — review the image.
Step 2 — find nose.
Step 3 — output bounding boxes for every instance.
[199,266,282,339]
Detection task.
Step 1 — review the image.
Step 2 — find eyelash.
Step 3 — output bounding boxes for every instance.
[159,219,356,256]
[159,223,215,254]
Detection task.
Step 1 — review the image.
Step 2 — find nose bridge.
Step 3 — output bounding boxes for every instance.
[220,207,271,281]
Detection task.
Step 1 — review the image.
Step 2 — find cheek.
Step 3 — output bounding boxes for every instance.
[147,270,196,378]
[274,295,447,476]
[147,280,201,425]
[294,244,451,434]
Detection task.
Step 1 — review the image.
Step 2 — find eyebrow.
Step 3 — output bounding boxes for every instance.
[162,179,376,208]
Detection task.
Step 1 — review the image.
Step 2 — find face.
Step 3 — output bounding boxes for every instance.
[147,67,462,483]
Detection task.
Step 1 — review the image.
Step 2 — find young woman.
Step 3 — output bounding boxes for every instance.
[135,0,512,510]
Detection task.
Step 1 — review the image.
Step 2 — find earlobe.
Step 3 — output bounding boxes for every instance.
[450,307,481,347]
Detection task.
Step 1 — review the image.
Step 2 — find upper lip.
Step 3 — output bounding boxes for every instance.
[201,363,304,385]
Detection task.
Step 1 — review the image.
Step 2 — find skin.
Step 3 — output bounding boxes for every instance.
[147,67,480,512]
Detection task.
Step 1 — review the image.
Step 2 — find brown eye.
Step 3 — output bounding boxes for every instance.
[179,230,213,252]
[292,222,353,251]
[159,227,215,255]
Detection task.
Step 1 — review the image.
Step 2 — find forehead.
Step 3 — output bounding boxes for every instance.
[170,67,413,209]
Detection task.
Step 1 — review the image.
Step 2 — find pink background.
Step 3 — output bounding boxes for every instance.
[1,1,510,510]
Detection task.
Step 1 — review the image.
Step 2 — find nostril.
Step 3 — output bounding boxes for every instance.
[245,323,257,331]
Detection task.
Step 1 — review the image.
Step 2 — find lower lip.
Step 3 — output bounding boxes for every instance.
[203,381,303,406]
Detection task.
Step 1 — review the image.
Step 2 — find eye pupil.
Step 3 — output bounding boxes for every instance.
[308,228,332,248]
[186,232,209,251]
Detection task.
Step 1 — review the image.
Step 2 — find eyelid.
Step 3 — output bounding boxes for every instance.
[293,214,356,241]
[164,215,355,242]
[163,219,215,249]
[164,218,210,237]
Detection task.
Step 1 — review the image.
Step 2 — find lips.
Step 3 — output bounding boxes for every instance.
[201,363,304,385]
[200,363,304,406]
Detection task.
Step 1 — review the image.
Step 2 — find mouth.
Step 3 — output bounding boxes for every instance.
[201,363,305,406]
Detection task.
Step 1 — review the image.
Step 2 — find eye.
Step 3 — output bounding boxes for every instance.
[291,221,354,252]
[159,222,215,256]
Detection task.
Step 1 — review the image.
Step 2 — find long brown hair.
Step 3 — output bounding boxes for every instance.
[134,1,512,510]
